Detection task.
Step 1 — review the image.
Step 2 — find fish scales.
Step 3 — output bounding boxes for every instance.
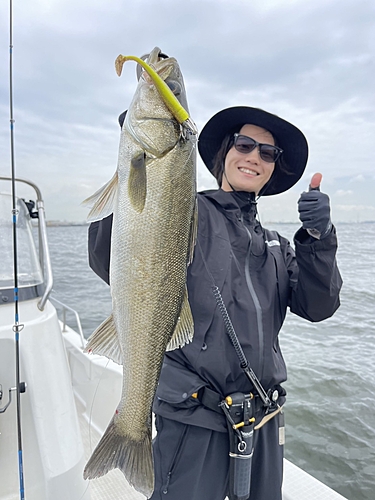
[114,134,195,436]
[82,47,197,497]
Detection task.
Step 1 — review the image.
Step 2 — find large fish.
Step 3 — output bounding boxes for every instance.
[82,48,197,496]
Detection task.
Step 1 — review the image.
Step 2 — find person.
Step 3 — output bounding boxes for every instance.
[88,106,342,500]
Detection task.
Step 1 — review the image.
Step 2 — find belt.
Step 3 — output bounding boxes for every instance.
[192,385,285,428]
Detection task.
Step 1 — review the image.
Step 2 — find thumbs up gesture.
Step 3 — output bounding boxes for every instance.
[298,173,332,239]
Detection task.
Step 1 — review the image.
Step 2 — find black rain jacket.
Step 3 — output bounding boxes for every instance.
[88,189,342,432]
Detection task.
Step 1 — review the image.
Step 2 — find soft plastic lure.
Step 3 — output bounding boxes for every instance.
[115,54,197,134]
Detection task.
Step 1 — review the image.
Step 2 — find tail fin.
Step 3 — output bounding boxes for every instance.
[83,416,154,497]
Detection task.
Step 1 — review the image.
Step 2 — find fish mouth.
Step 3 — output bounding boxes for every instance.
[136,48,185,105]
[122,47,192,153]
[136,48,170,81]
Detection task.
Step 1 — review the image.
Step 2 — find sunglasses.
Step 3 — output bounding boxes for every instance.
[233,133,283,163]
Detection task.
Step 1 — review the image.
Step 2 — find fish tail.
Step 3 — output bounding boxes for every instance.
[84,416,154,497]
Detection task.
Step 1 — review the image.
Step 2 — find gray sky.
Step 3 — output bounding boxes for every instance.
[0,0,374,222]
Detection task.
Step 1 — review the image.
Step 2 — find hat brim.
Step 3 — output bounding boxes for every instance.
[198,106,308,196]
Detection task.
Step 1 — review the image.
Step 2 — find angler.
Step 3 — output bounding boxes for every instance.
[88,105,342,500]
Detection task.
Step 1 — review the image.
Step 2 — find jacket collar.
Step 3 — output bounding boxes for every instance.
[200,189,258,221]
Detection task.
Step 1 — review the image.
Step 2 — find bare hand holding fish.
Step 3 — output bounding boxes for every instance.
[82,47,197,497]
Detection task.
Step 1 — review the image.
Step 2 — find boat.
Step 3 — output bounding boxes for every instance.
[0,176,347,499]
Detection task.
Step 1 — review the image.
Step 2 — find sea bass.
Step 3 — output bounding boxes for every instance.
[82,48,197,496]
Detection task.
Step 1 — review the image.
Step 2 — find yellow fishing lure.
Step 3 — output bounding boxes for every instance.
[115,54,196,134]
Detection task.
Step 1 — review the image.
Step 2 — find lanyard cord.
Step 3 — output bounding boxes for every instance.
[9,1,26,498]
[196,238,272,408]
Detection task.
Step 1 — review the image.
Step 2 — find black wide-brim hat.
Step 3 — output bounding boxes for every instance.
[198,106,309,196]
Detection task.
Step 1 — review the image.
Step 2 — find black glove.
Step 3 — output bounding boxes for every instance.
[298,188,332,239]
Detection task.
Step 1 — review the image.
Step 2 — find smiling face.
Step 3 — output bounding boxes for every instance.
[221,124,276,194]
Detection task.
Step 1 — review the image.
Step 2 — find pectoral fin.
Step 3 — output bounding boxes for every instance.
[128,153,147,213]
[166,288,194,351]
[83,172,118,222]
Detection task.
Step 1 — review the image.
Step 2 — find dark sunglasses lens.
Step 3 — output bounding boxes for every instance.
[235,136,256,154]
[260,146,279,163]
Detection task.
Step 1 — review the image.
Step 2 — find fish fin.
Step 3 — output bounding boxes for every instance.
[128,152,147,213]
[84,314,122,365]
[188,197,198,265]
[83,415,154,497]
[166,287,194,351]
[82,171,118,222]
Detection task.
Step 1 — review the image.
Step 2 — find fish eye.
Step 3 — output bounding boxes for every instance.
[165,79,181,96]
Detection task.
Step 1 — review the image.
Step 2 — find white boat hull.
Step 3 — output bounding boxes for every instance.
[0,298,89,500]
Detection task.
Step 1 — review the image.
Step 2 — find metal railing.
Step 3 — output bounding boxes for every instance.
[50,296,86,349]
[1,177,87,348]
[0,176,53,310]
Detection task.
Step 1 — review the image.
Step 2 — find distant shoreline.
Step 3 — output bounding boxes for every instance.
[40,220,375,227]
[43,221,89,227]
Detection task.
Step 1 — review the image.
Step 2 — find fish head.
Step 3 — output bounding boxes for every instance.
[124,48,190,158]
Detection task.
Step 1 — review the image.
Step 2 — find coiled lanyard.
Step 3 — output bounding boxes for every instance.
[197,238,274,410]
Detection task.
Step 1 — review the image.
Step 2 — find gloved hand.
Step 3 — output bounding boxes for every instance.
[298,173,332,239]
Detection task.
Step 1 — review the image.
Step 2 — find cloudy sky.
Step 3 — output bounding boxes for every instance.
[0,0,374,223]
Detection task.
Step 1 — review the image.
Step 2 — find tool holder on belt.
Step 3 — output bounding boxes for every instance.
[220,392,255,500]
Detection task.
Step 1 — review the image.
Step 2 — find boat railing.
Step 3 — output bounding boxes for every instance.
[50,296,86,349]
[0,176,53,310]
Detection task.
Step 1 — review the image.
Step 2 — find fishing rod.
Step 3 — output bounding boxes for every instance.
[8,0,26,498]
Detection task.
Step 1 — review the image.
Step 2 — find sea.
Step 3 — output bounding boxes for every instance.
[46,221,375,500]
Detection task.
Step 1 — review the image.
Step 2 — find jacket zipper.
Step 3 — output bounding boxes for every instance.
[162,425,188,494]
[241,221,265,381]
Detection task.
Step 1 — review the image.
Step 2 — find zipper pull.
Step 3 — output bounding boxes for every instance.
[162,471,172,494]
